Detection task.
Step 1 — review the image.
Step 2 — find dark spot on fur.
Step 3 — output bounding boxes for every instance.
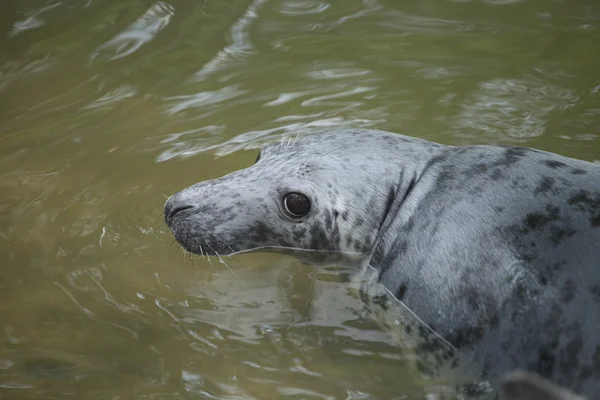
[545,160,567,169]
[502,147,529,165]
[571,168,587,175]
[490,168,503,181]
[384,187,395,218]
[435,168,453,189]
[355,217,364,227]
[558,332,583,375]
[590,284,600,303]
[324,212,332,230]
[467,163,489,175]
[536,347,556,376]
[360,241,371,253]
[345,236,352,248]
[405,324,412,335]
[448,326,485,349]
[561,279,576,303]
[414,325,457,368]
[534,177,555,196]
[396,283,408,300]
[513,282,528,304]
[397,240,408,253]
[292,227,307,241]
[251,222,270,242]
[543,262,564,280]
[277,237,292,247]
[309,225,329,251]
[510,176,526,189]
[494,206,505,213]
[549,226,576,246]
[342,210,349,221]
[568,190,600,227]
[524,206,559,231]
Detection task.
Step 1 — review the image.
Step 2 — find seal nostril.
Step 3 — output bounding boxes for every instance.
[167,205,194,222]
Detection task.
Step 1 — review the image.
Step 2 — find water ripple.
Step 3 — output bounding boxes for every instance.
[91,2,175,61]
[452,78,579,141]
[164,85,248,115]
[155,117,379,162]
[10,2,62,37]
[194,0,268,82]
[83,85,138,110]
[279,1,331,16]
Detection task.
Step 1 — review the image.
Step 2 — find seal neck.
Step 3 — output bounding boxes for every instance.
[366,169,418,267]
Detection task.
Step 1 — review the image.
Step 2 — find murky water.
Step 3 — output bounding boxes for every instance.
[1,0,599,398]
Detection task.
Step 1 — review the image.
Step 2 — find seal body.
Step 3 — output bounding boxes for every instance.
[164,129,600,398]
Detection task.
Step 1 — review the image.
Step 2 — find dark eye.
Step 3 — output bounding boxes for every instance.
[283,193,311,218]
[255,152,261,163]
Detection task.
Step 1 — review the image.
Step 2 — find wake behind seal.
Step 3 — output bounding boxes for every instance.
[163,128,600,398]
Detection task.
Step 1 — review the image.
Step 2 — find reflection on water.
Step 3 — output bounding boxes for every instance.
[453,77,580,141]
[1,0,600,398]
[91,2,175,62]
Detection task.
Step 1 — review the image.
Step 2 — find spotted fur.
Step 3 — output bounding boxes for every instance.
[164,128,600,398]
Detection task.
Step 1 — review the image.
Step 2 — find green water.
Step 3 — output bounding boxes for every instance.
[1,0,599,398]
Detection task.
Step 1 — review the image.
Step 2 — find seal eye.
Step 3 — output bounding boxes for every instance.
[283,193,311,218]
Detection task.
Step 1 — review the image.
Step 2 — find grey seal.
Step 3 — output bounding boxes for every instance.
[163,128,600,398]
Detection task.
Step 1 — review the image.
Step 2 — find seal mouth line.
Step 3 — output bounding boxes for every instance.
[226,245,366,257]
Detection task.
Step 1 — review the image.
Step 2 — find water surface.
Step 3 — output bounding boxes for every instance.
[1,0,599,398]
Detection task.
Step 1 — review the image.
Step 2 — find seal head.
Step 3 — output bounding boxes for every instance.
[164,129,437,264]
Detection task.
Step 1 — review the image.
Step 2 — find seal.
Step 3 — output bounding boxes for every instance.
[164,128,600,398]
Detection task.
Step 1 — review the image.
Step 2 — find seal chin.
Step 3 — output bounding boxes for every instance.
[168,223,230,257]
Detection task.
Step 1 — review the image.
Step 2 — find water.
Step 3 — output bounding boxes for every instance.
[1,0,599,398]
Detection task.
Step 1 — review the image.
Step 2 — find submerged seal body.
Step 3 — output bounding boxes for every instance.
[164,128,600,397]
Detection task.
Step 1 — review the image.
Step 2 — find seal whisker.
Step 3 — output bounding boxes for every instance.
[292,130,302,146]
[280,132,287,147]
[208,233,244,265]
[198,243,206,261]
[205,243,245,284]
[198,234,215,267]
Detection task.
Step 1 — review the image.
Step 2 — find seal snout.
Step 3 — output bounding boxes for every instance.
[164,194,194,226]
